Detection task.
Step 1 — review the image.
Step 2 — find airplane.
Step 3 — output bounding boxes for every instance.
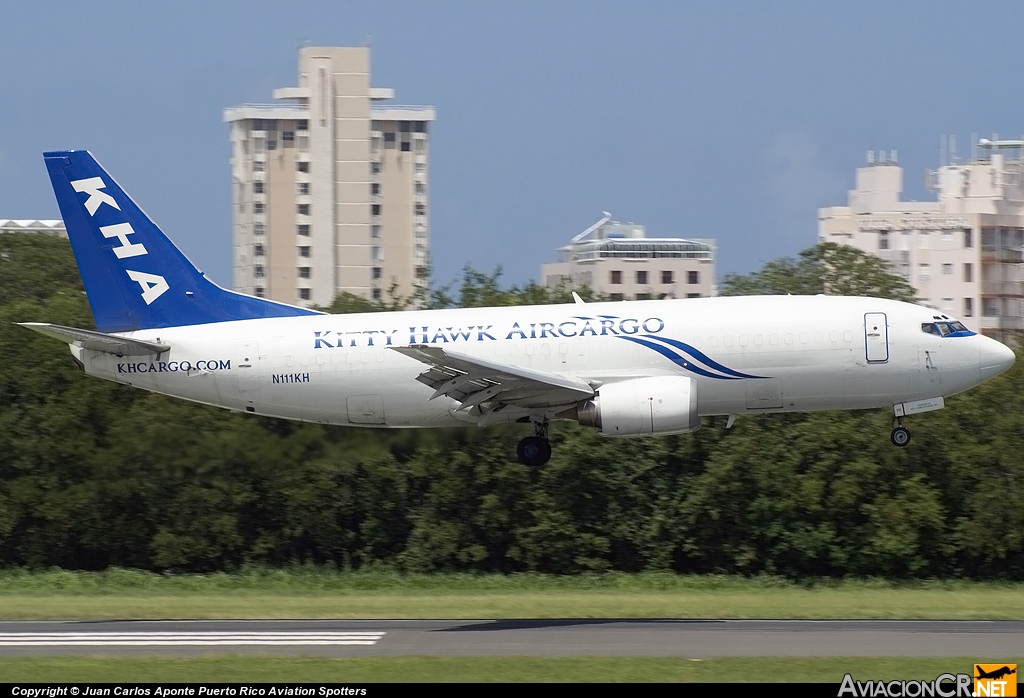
[20,150,1016,466]
[975,666,1016,681]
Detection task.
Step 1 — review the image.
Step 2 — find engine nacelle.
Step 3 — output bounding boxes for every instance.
[576,376,700,436]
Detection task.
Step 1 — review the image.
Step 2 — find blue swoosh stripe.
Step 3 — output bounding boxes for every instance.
[641,335,765,379]
[618,336,742,380]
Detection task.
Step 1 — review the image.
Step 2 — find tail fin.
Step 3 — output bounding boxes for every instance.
[43,150,318,332]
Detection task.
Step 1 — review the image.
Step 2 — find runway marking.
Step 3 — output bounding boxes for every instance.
[0,632,386,646]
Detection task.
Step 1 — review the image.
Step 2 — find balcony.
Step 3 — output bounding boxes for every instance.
[981,281,1024,296]
[977,315,1024,331]
[981,249,1023,263]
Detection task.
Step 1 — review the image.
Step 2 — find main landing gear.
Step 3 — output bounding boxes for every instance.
[517,417,552,466]
[890,418,911,448]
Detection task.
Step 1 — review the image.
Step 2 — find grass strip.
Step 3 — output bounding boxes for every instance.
[1,571,1023,620]
[4,569,1023,594]
[0,656,1011,683]
[1,589,1023,620]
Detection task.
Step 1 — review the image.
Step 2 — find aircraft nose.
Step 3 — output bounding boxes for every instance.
[979,336,1015,382]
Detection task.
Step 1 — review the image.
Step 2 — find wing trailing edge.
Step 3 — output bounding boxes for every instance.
[391,344,595,414]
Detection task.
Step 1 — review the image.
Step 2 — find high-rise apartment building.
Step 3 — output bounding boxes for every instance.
[819,141,1024,339]
[224,47,434,307]
[541,214,716,300]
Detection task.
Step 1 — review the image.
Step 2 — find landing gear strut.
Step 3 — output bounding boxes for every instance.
[517,417,552,466]
[890,418,911,448]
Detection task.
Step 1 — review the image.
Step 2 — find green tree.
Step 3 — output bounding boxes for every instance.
[721,242,917,302]
[4,233,1024,578]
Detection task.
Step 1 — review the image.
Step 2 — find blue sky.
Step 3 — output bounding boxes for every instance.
[2,1,1023,290]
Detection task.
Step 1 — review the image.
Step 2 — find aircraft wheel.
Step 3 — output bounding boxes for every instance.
[890,426,911,448]
[517,436,552,466]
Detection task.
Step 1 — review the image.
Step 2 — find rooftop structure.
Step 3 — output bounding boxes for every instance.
[542,213,716,300]
[0,220,66,237]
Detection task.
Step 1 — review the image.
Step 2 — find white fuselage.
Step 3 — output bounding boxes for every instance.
[74,295,1008,429]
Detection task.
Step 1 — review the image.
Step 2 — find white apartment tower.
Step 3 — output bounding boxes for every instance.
[224,47,434,307]
[541,214,716,300]
[819,140,1024,339]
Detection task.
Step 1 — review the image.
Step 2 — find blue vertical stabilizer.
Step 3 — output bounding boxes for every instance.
[43,150,318,332]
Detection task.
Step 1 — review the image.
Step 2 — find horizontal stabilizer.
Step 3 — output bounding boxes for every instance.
[18,322,169,356]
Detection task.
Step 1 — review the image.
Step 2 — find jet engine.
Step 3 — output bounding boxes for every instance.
[575,376,700,436]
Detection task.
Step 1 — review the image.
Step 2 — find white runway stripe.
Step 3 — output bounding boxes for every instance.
[0,632,385,646]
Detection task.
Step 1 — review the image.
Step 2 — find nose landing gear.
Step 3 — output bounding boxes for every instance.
[890,418,911,448]
[517,417,552,466]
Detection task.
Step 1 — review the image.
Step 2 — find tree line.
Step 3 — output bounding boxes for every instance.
[1,233,1021,578]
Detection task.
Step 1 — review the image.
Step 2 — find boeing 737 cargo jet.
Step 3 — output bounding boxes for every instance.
[21,150,1016,465]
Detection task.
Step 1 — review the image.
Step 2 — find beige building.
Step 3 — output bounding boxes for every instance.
[0,220,66,237]
[542,214,716,300]
[224,46,434,307]
[819,142,1024,339]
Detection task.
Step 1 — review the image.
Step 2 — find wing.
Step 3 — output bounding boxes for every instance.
[390,344,594,413]
[19,322,170,356]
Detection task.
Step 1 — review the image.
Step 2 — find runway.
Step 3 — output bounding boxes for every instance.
[1,620,1022,657]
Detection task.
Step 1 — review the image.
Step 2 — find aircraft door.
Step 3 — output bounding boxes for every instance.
[236,341,260,391]
[864,313,889,363]
[574,337,589,366]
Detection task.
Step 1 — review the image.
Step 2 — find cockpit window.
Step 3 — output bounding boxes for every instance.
[922,321,973,336]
